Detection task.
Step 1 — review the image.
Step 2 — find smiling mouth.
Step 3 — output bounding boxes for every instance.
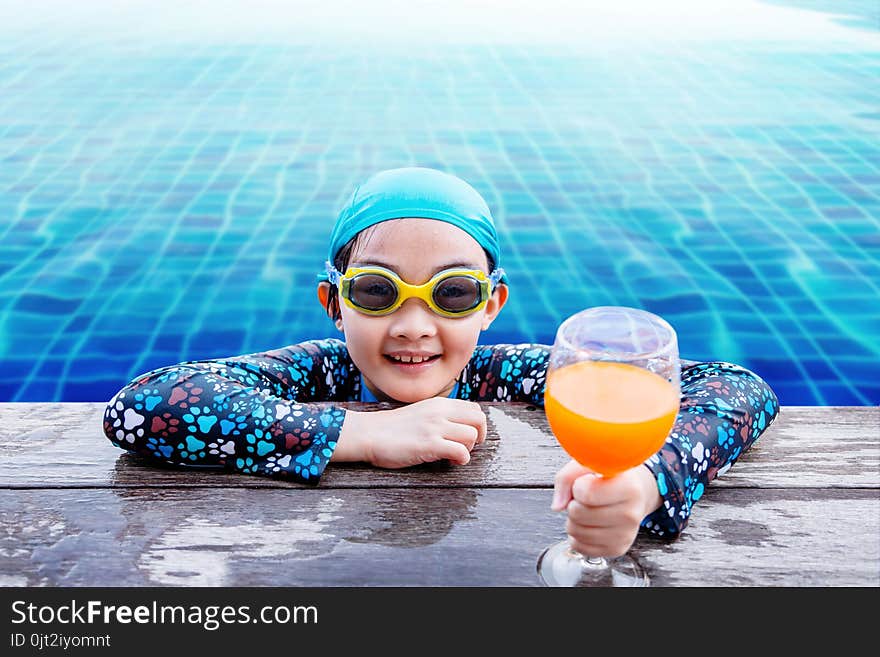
[384,354,442,365]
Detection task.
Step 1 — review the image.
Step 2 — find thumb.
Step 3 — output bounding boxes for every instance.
[551,460,594,511]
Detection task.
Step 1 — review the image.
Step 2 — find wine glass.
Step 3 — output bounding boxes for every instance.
[537,306,681,587]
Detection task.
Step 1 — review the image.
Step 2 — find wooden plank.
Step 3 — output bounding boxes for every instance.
[1,403,878,489]
[714,405,880,489]
[1,487,876,587]
[647,488,880,586]
[0,402,567,488]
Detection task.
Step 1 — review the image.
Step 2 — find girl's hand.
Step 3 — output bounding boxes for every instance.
[551,460,663,558]
[332,397,487,468]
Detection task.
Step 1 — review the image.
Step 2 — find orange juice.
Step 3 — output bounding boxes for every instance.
[544,361,679,475]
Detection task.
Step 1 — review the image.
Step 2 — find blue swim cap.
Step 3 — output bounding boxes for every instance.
[320,167,505,282]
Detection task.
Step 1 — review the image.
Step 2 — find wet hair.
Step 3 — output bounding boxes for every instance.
[323,227,497,322]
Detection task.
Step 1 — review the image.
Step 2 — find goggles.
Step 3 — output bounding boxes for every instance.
[325,261,505,318]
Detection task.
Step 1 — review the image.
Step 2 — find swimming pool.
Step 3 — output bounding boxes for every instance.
[0,0,877,405]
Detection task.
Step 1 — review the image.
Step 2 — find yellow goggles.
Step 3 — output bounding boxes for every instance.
[325,261,505,318]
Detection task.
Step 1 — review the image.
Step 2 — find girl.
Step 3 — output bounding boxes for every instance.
[104,166,779,557]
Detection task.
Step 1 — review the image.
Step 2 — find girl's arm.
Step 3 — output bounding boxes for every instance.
[464,344,780,536]
[640,361,779,536]
[103,339,355,483]
[457,343,549,405]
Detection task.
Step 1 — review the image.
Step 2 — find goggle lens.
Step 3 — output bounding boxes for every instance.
[432,276,482,313]
[349,274,399,311]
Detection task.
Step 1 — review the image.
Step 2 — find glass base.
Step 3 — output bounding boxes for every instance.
[537,539,649,587]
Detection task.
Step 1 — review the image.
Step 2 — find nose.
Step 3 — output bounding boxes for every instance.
[387,298,438,340]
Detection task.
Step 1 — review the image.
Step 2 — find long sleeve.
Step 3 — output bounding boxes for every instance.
[460,344,780,537]
[640,361,779,536]
[457,343,549,405]
[103,338,358,483]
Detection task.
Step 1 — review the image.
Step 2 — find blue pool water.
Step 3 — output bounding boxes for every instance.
[0,1,878,405]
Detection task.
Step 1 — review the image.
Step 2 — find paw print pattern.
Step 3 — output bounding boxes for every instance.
[182,406,218,434]
[150,413,180,438]
[283,427,312,450]
[177,435,207,461]
[167,382,204,409]
[717,423,736,449]
[249,403,273,428]
[265,454,292,473]
[245,429,275,457]
[460,344,548,405]
[146,436,173,459]
[133,388,163,412]
[208,437,235,456]
[499,350,524,381]
[691,442,709,476]
[235,457,258,474]
[292,450,321,480]
[219,413,248,436]
[494,386,512,402]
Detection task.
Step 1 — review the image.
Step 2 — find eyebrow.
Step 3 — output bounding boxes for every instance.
[351,259,485,275]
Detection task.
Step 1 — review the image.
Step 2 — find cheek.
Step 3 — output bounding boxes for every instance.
[440,318,483,357]
[340,313,382,353]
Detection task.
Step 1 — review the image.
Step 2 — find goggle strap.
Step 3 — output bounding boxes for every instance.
[488,268,505,289]
[325,260,342,286]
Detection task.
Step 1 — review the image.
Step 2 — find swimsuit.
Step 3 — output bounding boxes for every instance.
[103,338,779,537]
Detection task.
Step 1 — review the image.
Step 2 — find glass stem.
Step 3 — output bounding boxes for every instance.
[566,547,607,567]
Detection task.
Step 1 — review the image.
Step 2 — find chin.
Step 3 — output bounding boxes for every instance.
[388,390,432,404]
[384,384,444,404]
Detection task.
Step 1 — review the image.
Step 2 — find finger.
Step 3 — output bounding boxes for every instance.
[442,420,479,450]
[446,400,488,443]
[434,439,471,466]
[566,522,639,559]
[475,408,487,445]
[552,460,594,511]
[571,470,642,508]
[472,402,487,444]
[567,536,629,560]
[566,500,643,530]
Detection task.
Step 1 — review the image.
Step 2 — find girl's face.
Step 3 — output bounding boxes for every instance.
[318,218,508,403]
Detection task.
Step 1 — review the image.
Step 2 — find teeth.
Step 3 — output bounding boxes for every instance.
[389,354,433,363]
